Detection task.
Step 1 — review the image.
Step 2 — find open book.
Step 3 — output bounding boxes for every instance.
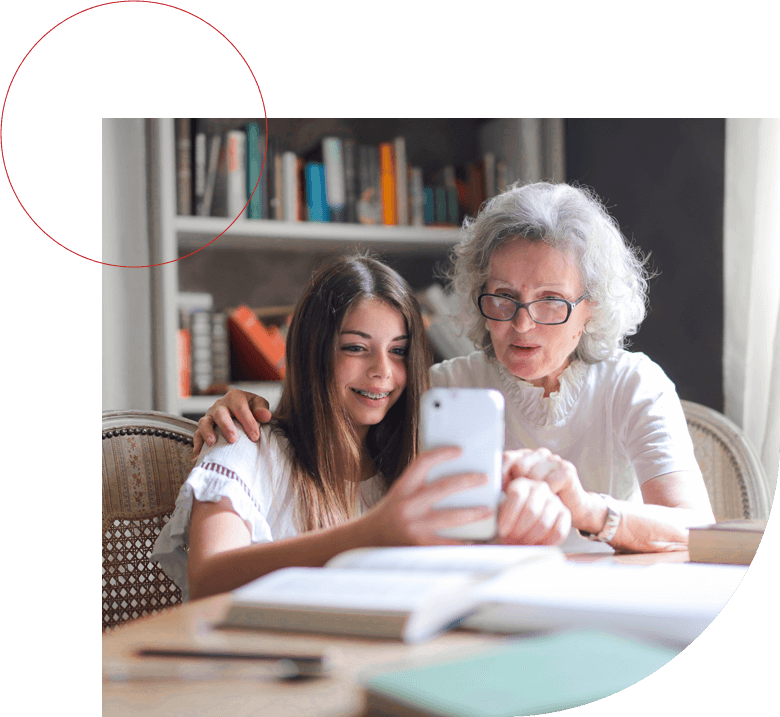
[463,559,748,648]
[219,545,563,644]
[219,545,748,648]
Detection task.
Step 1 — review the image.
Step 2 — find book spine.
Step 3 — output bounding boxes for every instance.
[272,142,283,220]
[211,311,230,387]
[177,327,191,398]
[282,151,299,221]
[343,138,358,224]
[496,159,508,194]
[193,120,207,216]
[227,130,248,219]
[379,143,396,225]
[175,118,192,215]
[394,136,408,226]
[410,167,424,227]
[190,309,213,394]
[305,162,330,222]
[483,152,496,199]
[423,186,435,224]
[444,165,458,226]
[246,122,263,219]
[322,137,346,222]
[199,134,222,217]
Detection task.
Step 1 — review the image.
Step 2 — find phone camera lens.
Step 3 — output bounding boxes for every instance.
[433,401,441,409]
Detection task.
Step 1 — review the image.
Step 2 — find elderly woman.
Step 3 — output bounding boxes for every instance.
[194,182,714,552]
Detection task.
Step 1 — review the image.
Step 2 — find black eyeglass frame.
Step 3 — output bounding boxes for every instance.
[477,293,589,325]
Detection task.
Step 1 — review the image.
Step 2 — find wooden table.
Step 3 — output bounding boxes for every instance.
[102,551,690,717]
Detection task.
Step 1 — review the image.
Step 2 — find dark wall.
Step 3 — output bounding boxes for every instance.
[565,119,725,411]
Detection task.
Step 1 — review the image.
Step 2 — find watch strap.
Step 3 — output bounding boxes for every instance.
[581,493,621,544]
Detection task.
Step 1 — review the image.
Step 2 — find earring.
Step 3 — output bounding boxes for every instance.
[583,321,593,335]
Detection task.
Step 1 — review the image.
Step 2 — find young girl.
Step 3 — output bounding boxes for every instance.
[152,254,507,601]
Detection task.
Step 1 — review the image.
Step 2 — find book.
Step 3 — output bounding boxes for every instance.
[463,559,748,648]
[198,133,222,217]
[362,629,680,717]
[179,292,215,394]
[394,136,408,226]
[688,518,767,565]
[357,144,381,225]
[245,122,265,219]
[409,167,424,227]
[228,305,286,381]
[176,327,191,398]
[305,162,329,222]
[175,118,192,215]
[219,545,563,644]
[281,151,299,221]
[322,136,346,222]
[379,142,397,225]
[343,138,358,223]
[193,119,207,216]
[219,546,744,648]
[226,129,247,220]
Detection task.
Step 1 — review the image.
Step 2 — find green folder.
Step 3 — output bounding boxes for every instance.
[362,630,680,717]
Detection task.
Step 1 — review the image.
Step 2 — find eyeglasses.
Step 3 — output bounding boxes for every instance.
[477,293,588,325]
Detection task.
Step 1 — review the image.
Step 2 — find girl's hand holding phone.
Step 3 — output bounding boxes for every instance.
[361,447,494,547]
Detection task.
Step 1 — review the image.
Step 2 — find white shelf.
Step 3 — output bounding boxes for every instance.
[179,382,284,416]
[175,216,462,252]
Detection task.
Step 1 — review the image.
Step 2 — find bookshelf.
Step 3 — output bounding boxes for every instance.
[175,215,461,252]
[146,118,466,417]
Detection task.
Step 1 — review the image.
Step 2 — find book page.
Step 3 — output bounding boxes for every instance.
[231,567,474,612]
[324,545,563,575]
[465,561,748,647]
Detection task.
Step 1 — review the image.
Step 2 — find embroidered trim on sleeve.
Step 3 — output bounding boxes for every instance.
[200,462,264,515]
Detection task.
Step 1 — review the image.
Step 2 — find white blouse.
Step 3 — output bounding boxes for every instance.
[151,425,385,601]
[429,350,701,504]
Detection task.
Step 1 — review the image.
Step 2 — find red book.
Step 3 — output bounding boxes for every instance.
[228,305,286,381]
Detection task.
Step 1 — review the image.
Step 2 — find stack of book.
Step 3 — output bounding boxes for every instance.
[174,119,509,228]
[688,518,767,565]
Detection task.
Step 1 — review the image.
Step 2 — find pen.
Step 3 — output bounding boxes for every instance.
[136,647,324,665]
[103,647,327,682]
[105,660,320,683]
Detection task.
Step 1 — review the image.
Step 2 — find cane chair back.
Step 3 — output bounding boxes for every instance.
[681,400,771,521]
[102,410,197,631]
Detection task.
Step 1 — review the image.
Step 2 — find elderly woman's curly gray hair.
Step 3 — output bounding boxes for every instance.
[447,181,650,364]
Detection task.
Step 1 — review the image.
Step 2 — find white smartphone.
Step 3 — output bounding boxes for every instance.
[420,387,505,541]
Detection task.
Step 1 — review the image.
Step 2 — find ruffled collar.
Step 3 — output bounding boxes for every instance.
[496,358,589,426]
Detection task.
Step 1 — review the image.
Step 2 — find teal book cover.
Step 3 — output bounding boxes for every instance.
[246,122,263,219]
[363,629,680,717]
[306,162,330,222]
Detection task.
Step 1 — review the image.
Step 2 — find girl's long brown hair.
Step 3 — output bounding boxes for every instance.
[271,254,431,531]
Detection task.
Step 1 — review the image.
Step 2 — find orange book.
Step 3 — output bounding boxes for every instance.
[177,328,191,398]
[379,143,397,225]
[228,305,286,381]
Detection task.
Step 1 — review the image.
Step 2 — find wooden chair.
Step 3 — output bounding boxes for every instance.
[681,400,771,521]
[102,410,198,632]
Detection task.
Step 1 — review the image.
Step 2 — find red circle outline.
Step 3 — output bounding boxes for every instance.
[1,1,267,268]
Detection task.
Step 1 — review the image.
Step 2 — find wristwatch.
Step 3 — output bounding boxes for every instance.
[579,493,621,544]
